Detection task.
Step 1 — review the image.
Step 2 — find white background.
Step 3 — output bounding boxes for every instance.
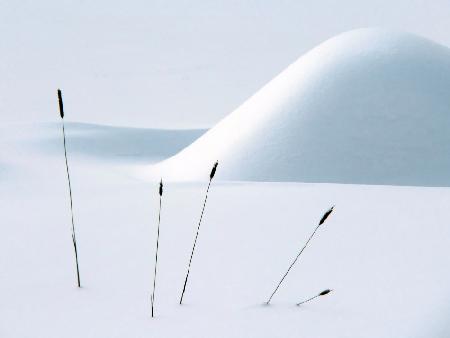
[1,0,449,128]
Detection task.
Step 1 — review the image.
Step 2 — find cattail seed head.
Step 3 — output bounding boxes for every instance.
[57,89,64,119]
[159,179,163,196]
[319,289,332,296]
[319,205,334,225]
[210,161,219,180]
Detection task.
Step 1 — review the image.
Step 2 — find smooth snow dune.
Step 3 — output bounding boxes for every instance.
[147,28,450,185]
[20,122,206,164]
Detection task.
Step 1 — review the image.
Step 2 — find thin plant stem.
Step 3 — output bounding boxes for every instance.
[151,185,163,317]
[296,294,320,306]
[266,206,334,304]
[62,119,81,288]
[266,222,322,304]
[179,179,212,305]
[297,289,332,306]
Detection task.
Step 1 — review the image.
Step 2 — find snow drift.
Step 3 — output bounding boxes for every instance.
[1,122,206,164]
[147,28,450,185]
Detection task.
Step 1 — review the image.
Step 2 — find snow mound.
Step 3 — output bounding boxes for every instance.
[147,28,450,185]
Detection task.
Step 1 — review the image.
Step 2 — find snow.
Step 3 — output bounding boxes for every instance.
[2,28,450,337]
[2,121,450,337]
[146,28,450,185]
[1,122,205,165]
[2,1,450,129]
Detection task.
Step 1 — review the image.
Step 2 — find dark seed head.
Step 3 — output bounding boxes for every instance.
[57,89,64,119]
[159,179,163,196]
[210,161,219,180]
[319,205,334,225]
[319,289,332,296]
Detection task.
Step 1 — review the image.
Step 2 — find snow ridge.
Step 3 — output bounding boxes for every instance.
[147,28,450,186]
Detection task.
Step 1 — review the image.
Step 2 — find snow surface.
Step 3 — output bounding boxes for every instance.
[2,122,450,337]
[2,28,450,338]
[0,122,205,165]
[2,1,450,129]
[146,28,450,185]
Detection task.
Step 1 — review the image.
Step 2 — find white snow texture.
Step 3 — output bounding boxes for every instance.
[2,28,450,338]
[148,28,450,185]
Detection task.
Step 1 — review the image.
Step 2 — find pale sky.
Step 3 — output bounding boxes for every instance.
[1,0,449,128]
